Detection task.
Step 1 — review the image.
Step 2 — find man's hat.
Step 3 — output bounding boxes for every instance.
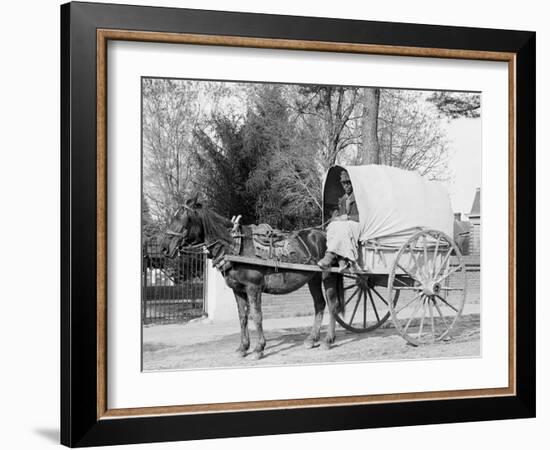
[340,170,351,182]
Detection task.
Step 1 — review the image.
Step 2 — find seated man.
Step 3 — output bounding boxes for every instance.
[318,170,361,270]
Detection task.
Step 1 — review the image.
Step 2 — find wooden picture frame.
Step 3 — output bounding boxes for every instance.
[61,1,535,446]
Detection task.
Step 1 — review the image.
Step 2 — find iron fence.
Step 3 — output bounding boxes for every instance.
[142,242,207,324]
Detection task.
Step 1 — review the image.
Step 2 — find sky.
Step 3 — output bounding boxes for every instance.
[441,117,482,217]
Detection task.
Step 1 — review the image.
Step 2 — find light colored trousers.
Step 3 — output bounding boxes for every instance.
[326,220,362,262]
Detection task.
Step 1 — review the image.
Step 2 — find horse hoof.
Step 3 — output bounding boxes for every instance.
[235,347,248,357]
[320,341,332,351]
[251,351,263,360]
[303,339,315,349]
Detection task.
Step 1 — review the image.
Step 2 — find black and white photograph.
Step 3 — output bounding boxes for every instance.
[141,78,482,371]
[0,0,541,447]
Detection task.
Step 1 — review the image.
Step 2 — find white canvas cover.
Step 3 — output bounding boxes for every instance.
[323,165,454,247]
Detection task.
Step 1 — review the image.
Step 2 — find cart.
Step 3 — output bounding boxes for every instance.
[225,165,467,345]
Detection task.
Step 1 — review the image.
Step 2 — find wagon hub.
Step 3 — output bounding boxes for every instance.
[356,275,373,290]
[422,282,441,297]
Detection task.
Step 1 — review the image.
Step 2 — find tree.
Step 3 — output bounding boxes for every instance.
[377,90,450,179]
[142,78,239,226]
[193,114,259,224]
[260,146,323,229]
[358,88,381,164]
[243,84,322,229]
[192,84,323,229]
[142,79,202,225]
[142,192,159,240]
[293,85,361,170]
[142,78,456,233]
[427,92,481,119]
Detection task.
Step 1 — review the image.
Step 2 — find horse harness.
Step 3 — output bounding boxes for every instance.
[211,216,314,274]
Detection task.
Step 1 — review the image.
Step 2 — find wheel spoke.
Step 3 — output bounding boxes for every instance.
[367,289,381,322]
[417,300,426,339]
[409,241,421,268]
[370,287,388,306]
[393,276,410,287]
[433,298,451,333]
[423,236,429,279]
[396,292,422,314]
[388,231,465,344]
[423,236,429,262]
[432,235,440,277]
[343,283,358,291]
[404,295,425,333]
[428,297,435,342]
[397,263,417,280]
[434,248,453,280]
[345,287,360,306]
[363,289,367,328]
[409,243,421,279]
[436,264,464,283]
[435,294,459,312]
[349,289,363,325]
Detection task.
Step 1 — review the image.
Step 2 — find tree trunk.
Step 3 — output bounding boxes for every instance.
[360,88,380,164]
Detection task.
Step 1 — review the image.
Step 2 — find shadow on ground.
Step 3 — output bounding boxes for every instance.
[143,314,480,371]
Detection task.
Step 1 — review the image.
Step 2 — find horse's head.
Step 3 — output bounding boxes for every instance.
[160,196,205,258]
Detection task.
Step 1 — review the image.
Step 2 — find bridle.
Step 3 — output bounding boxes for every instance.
[164,229,187,238]
[164,203,220,255]
[165,204,194,237]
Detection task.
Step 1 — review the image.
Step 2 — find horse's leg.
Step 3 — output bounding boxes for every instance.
[321,273,339,350]
[304,272,326,349]
[247,287,266,360]
[234,291,250,357]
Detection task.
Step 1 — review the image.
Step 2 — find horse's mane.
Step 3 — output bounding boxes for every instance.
[196,207,233,245]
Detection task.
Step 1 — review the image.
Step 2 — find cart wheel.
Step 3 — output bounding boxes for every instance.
[387,229,467,345]
[335,274,399,333]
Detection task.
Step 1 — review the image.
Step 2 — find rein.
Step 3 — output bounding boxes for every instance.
[299,218,332,232]
[165,230,186,238]
[177,240,221,255]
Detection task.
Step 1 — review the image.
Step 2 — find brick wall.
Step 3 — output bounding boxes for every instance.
[449,254,480,304]
[469,219,481,255]
[262,285,315,318]
[262,254,480,319]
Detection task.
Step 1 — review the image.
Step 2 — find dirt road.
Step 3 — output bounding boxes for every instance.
[143,308,480,371]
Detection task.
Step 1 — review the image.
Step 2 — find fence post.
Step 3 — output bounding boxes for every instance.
[203,251,208,315]
[142,245,147,325]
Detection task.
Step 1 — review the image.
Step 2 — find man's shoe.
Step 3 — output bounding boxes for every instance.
[317,252,337,270]
[337,258,349,272]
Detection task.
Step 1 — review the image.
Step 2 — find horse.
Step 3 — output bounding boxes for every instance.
[160,196,344,360]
